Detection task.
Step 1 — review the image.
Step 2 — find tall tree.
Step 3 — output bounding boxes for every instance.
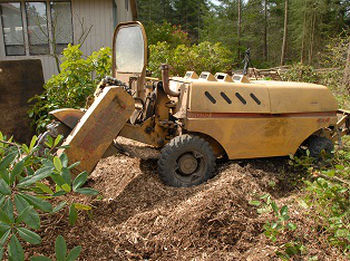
[280,0,288,65]
[237,0,242,60]
[263,0,268,61]
[300,2,306,64]
[173,0,209,41]
[344,42,350,94]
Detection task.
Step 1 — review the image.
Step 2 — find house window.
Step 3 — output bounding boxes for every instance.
[50,1,72,53]
[125,0,128,11]
[113,0,117,28]
[0,2,25,56]
[0,0,73,56]
[25,2,49,55]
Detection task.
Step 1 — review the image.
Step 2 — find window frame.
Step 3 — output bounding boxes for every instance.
[0,1,26,56]
[113,0,117,28]
[49,0,74,54]
[0,0,73,57]
[25,1,50,55]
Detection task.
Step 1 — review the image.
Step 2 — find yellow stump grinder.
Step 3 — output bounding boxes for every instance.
[45,21,350,187]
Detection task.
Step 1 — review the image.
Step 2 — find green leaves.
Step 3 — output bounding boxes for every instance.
[74,188,98,196]
[56,235,67,261]
[66,246,82,261]
[15,195,40,230]
[10,160,25,184]
[17,228,41,245]
[55,235,82,261]
[69,204,78,226]
[287,223,297,231]
[0,229,11,247]
[252,193,297,243]
[73,171,88,191]
[20,193,53,213]
[8,235,24,261]
[0,151,17,171]
[28,44,112,133]
[54,156,63,172]
[0,132,91,260]
[52,201,67,213]
[149,41,232,78]
[248,200,261,206]
[72,171,98,196]
[0,208,12,224]
[31,256,52,261]
[0,179,11,195]
[17,166,54,188]
[31,235,81,261]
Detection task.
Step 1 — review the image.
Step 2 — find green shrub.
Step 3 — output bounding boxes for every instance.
[148,41,232,77]
[145,21,190,48]
[303,141,350,253]
[282,34,350,110]
[249,194,297,242]
[31,235,81,261]
[28,45,112,132]
[0,132,98,260]
[281,63,320,83]
[290,137,350,255]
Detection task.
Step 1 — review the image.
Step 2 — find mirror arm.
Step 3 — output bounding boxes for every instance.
[161,64,180,97]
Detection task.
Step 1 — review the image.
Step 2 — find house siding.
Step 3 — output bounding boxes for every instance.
[0,0,134,81]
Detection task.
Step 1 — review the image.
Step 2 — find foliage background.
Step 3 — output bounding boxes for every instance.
[28,45,112,132]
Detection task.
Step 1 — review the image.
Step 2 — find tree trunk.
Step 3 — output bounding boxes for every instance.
[280,0,288,66]
[263,0,268,61]
[344,42,350,94]
[237,0,242,60]
[308,12,316,65]
[300,2,307,64]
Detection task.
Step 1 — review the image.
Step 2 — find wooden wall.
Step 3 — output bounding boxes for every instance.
[0,59,44,143]
[0,0,134,81]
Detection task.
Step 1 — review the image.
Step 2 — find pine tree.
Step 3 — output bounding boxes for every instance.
[280,0,288,66]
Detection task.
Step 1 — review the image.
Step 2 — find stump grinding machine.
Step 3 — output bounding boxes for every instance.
[47,21,350,187]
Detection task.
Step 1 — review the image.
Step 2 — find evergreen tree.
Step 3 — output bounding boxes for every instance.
[137,0,350,68]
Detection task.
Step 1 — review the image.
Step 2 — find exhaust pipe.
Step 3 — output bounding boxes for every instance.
[161,64,180,97]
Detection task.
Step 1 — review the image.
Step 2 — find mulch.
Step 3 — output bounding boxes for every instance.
[25,138,345,260]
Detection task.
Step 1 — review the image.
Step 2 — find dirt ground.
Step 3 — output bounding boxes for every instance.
[27,138,345,260]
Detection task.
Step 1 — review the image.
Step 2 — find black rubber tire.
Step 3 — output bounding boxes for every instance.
[308,136,334,159]
[158,134,216,187]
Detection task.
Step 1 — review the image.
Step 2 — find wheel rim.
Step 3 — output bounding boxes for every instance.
[178,153,198,175]
[175,151,206,184]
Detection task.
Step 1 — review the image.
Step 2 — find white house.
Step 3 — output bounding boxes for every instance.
[0,0,137,81]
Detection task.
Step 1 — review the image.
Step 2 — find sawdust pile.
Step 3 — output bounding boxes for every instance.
[27,138,345,260]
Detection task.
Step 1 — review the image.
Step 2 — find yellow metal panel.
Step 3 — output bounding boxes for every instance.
[57,87,134,173]
[268,85,338,113]
[186,114,337,159]
[189,82,271,113]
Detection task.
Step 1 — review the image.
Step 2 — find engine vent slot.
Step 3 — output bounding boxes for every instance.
[205,91,216,104]
[250,93,261,105]
[220,92,232,104]
[235,92,247,105]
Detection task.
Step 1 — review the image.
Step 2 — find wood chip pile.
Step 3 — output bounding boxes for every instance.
[26,138,345,260]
